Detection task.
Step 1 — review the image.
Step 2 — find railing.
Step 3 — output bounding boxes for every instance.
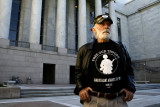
[135,81,149,84]
[133,62,159,83]
[10,40,30,48]
[133,63,159,72]
[42,45,58,52]
[9,40,77,54]
[67,49,77,54]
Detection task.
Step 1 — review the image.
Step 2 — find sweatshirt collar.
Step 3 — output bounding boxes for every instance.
[88,39,120,50]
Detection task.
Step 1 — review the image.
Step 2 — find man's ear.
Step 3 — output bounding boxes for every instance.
[92,27,96,34]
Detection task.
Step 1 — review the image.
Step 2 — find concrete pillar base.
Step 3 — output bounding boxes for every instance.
[30,43,41,50]
[57,47,67,55]
[0,38,9,47]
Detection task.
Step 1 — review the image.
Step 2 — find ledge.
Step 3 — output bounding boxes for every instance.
[0,87,20,99]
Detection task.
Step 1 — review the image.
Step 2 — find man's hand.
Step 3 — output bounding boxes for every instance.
[121,88,134,101]
[79,87,93,102]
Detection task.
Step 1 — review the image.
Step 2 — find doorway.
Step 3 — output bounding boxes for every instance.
[43,63,55,84]
[70,66,75,84]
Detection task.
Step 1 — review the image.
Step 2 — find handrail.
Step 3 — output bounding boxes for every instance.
[42,45,58,52]
[67,49,77,54]
[10,40,30,48]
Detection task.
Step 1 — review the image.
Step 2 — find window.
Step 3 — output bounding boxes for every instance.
[90,12,95,42]
[43,63,55,84]
[117,18,122,42]
[70,66,75,84]
[9,0,21,46]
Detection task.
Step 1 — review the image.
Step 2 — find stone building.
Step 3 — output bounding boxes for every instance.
[120,0,160,82]
[0,0,160,84]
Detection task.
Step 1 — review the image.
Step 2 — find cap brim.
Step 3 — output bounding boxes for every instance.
[97,18,113,24]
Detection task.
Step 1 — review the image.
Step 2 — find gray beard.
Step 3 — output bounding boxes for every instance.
[95,29,111,40]
[98,32,110,40]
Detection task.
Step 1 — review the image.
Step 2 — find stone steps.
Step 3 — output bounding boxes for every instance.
[20,87,74,98]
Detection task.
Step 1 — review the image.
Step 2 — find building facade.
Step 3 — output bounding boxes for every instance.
[123,0,160,82]
[0,0,114,84]
[0,0,160,84]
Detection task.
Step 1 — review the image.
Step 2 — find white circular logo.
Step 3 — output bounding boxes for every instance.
[92,50,119,75]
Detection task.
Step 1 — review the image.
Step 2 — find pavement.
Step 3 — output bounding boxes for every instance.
[0,83,160,107]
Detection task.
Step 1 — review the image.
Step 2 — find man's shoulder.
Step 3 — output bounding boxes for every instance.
[109,39,126,48]
[110,39,121,45]
[77,42,93,56]
[79,42,94,50]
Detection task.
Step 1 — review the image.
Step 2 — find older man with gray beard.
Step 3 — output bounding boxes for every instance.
[74,14,136,107]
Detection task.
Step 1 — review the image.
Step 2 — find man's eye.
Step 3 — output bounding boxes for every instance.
[101,23,105,25]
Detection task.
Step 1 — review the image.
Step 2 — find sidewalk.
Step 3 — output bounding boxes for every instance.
[0,84,160,107]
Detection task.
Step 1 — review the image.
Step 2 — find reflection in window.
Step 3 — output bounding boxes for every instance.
[9,0,21,46]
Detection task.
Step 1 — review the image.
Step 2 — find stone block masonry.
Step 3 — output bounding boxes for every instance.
[0,44,76,84]
[0,87,20,99]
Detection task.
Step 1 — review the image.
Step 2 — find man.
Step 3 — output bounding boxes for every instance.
[74,14,136,107]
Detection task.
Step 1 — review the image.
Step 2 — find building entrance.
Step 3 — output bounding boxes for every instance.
[43,63,55,84]
[70,66,75,84]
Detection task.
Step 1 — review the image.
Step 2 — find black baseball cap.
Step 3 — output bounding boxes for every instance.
[93,14,113,26]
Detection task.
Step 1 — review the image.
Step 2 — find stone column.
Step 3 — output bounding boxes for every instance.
[56,0,66,48]
[0,0,12,46]
[109,0,118,41]
[29,0,42,50]
[29,0,42,46]
[18,0,32,42]
[67,0,75,50]
[95,0,102,17]
[78,0,87,48]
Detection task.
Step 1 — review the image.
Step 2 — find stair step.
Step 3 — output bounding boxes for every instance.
[20,93,74,98]
[20,88,74,98]
[21,88,74,91]
[21,90,73,94]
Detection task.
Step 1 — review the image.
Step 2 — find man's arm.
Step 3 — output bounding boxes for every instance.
[74,46,86,95]
[120,44,136,101]
[123,45,136,94]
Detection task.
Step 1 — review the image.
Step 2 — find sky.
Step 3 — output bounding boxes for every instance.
[116,0,133,4]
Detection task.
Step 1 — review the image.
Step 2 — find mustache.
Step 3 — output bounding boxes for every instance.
[102,29,110,34]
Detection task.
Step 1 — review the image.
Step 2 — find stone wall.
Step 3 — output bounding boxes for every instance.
[133,58,160,83]
[115,0,160,83]
[127,1,160,83]
[125,0,159,15]
[0,87,20,99]
[0,43,76,84]
[127,0,160,60]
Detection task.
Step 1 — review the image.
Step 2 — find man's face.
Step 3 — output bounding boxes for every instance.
[93,20,111,40]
